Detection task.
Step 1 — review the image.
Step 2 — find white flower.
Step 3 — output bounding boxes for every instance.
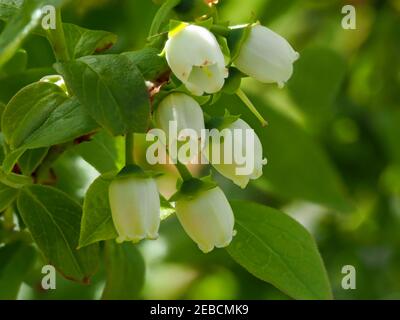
[165,24,228,96]
[175,187,235,253]
[206,118,267,189]
[233,24,299,87]
[109,176,160,243]
[155,92,205,140]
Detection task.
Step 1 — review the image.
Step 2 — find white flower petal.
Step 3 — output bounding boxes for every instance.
[155,93,205,138]
[175,187,235,253]
[165,24,228,95]
[234,24,299,86]
[206,119,267,189]
[109,177,160,243]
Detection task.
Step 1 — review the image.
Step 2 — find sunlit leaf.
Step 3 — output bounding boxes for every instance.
[227,200,332,300]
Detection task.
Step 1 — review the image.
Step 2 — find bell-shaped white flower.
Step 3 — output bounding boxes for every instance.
[206,118,267,189]
[155,92,205,140]
[165,24,228,96]
[233,24,299,87]
[175,187,235,253]
[154,92,206,164]
[109,175,160,243]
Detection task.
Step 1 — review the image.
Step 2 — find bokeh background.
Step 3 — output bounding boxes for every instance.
[1,0,400,300]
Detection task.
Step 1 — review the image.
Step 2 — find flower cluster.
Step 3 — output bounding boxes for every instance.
[109,15,298,252]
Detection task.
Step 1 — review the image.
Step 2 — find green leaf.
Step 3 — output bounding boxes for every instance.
[2,82,98,151]
[0,181,18,211]
[257,105,351,211]
[160,195,175,220]
[226,24,252,62]
[2,148,25,173]
[287,47,346,127]
[1,49,27,75]
[102,241,145,300]
[20,97,99,149]
[0,67,53,103]
[123,47,169,81]
[227,200,332,300]
[148,0,181,38]
[63,23,117,59]
[0,168,32,188]
[0,242,36,300]
[56,54,151,135]
[17,185,99,282]
[79,173,117,248]
[73,130,124,174]
[221,67,243,95]
[2,82,67,149]
[261,0,297,23]
[0,101,5,130]
[169,177,218,202]
[0,0,65,68]
[52,150,93,201]
[0,0,23,22]
[18,147,49,175]
[373,109,400,165]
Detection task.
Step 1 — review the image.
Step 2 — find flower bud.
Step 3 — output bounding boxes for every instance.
[206,118,267,189]
[165,24,228,96]
[109,175,160,243]
[233,24,299,87]
[40,75,68,94]
[155,92,205,141]
[175,187,235,253]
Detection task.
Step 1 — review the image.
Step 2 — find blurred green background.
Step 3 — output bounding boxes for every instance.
[1,0,400,300]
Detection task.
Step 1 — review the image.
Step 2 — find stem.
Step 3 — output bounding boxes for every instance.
[175,160,192,181]
[47,9,70,62]
[3,207,15,231]
[210,24,231,37]
[236,89,268,127]
[35,144,69,184]
[125,132,135,166]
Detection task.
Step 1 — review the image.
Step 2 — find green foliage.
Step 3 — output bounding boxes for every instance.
[211,94,351,212]
[0,0,23,22]
[287,47,347,128]
[56,54,151,135]
[102,241,145,300]
[73,130,124,173]
[0,0,64,67]
[0,242,36,299]
[18,97,98,149]
[227,201,332,300]
[17,185,99,282]
[148,0,180,38]
[123,48,169,81]
[2,82,67,149]
[18,147,48,175]
[79,173,117,248]
[0,0,398,301]
[1,49,27,75]
[0,168,31,188]
[0,181,18,211]
[63,23,117,59]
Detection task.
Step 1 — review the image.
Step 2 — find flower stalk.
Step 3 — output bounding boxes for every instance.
[236,89,268,127]
[46,9,70,62]
[125,132,135,166]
